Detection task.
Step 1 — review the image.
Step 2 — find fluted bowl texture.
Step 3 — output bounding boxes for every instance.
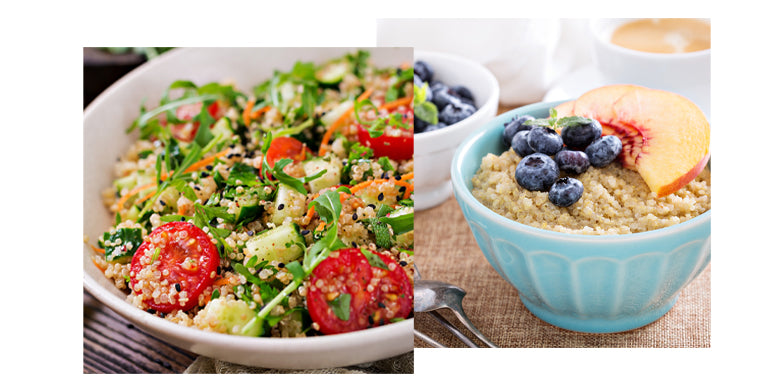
[450,100,711,333]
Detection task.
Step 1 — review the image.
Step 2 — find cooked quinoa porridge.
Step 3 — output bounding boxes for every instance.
[87,51,415,337]
[472,150,711,235]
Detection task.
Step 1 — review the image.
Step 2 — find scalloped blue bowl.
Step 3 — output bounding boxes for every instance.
[450,101,711,333]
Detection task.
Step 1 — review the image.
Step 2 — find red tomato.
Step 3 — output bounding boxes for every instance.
[168,101,223,143]
[356,106,413,161]
[265,137,309,168]
[130,221,220,313]
[307,248,413,335]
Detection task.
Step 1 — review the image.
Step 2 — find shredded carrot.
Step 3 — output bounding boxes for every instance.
[349,179,385,194]
[213,277,232,287]
[92,256,107,272]
[134,191,156,206]
[184,148,232,175]
[400,172,413,181]
[314,221,326,232]
[378,96,413,112]
[318,88,374,156]
[114,182,157,211]
[89,243,105,255]
[115,148,232,211]
[242,100,255,127]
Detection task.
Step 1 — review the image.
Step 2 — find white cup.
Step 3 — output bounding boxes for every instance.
[589,18,710,117]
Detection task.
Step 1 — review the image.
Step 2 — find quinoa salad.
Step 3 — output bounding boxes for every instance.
[87,51,415,337]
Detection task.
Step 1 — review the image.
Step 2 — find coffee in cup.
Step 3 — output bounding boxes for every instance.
[610,18,710,54]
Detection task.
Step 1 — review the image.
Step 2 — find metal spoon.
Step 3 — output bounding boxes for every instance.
[414,279,498,348]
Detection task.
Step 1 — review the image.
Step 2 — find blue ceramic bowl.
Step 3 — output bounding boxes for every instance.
[450,101,711,333]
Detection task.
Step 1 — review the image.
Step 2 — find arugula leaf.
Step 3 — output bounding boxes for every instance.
[271,158,326,195]
[193,102,216,147]
[379,211,413,236]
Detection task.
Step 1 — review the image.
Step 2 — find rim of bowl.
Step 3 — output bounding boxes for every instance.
[589,18,711,60]
[83,47,413,357]
[451,100,711,244]
[413,50,500,142]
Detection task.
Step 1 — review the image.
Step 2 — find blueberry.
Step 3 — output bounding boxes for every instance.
[561,119,602,149]
[413,74,423,87]
[502,114,535,147]
[413,61,434,84]
[439,102,476,125]
[511,130,534,157]
[527,126,564,155]
[432,88,459,111]
[450,85,474,103]
[548,177,584,207]
[514,153,559,191]
[585,135,622,167]
[422,122,447,133]
[554,150,590,174]
[414,116,429,133]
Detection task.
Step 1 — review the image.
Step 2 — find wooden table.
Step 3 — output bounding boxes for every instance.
[83,290,198,373]
[413,195,711,348]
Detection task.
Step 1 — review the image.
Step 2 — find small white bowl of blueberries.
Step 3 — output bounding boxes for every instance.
[413,50,499,210]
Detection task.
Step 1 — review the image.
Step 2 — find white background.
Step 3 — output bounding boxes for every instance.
[2,0,776,388]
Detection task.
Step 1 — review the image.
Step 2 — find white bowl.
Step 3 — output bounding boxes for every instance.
[413,50,499,211]
[83,47,414,369]
[589,18,710,117]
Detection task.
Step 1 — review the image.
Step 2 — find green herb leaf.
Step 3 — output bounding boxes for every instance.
[328,293,352,321]
[360,247,389,270]
[100,228,143,263]
[379,211,414,236]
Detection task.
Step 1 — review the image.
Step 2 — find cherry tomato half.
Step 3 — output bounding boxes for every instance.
[307,248,412,335]
[356,105,413,161]
[266,136,310,168]
[168,101,224,143]
[130,221,220,313]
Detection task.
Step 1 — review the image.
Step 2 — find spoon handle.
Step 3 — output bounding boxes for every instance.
[414,329,446,348]
[450,309,499,348]
[429,311,480,348]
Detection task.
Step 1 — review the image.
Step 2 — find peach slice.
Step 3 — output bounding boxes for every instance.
[612,87,710,197]
[553,100,575,117]
[572,85,645,170]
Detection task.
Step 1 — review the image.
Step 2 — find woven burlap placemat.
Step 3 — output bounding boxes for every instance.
[414,196,710,348]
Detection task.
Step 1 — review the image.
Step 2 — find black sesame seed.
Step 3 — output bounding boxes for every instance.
[395,175,402,181]
[378,302,386,309]
[367,204,376,209]
[159,200,166,206]
[396,195,402,201]
[175,283,182,292]
[205,165,213,170]
[200,171,209,178]
[180,217,185,221]
[378,193,384,201]
[399,261,407,267]
[194,185,201,191]
[352,213,358,221]
[301,229,310,235]
[351,241,358,248]
[278,203,285,210]
[278,263,285,268]
[399,186,406,192]
[247,230,255,236]
[368,315,374,326]
[146,309,156,314]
